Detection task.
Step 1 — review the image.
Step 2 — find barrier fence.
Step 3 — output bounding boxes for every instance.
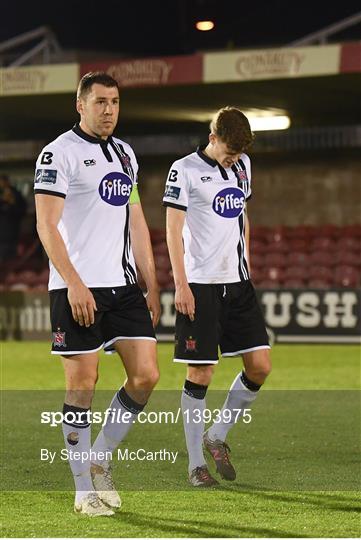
[0,289,360,344]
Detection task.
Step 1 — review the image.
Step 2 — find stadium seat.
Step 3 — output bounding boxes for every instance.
[150,228,166,244]
[309,266,334,282]
[335,251,361,267]
[317,224,341,239]
[286,252,310,267]
[336,237,360,252]
[250,239,267,254]
[250,253,264,268]
[265,225,289,243]
[288,238,310,252]
[286,225,315,240]
[307,278,332,289]
[283,278,306,288]
[250,267,265,284]
[334,265,361,287]
[257,279,281,289]
[152,242,169,256]
[265,240,289,253]
[341,224,361,238]
[310,237,335,251]
[284,266,306,281]
[264,266,285,283]
[264,252,287,267]
[251,226,270,242]
[309,251,334,267]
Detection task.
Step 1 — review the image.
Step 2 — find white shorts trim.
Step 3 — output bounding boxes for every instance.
[51,343,104,355]
[173,358,219,364]
[104,335,157,349]
[222,345,271,357]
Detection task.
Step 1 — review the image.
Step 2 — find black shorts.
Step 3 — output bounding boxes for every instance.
[49,284,156,355]
[174,281,269,364]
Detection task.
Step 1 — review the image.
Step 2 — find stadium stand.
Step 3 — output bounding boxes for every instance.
[0,224,360,290]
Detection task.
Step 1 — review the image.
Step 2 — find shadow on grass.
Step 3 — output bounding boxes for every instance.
[219,483,361,514]
[114,510,307,538]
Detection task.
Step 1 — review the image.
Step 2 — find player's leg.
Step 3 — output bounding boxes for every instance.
[175,284,220,486]
[90,339,158,505]
[204,281,271,480]
[183,364,218,486]
[61,353,113,516]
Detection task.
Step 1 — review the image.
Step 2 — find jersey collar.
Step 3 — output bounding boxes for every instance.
[72,123,112,145]
[196,144,217,167]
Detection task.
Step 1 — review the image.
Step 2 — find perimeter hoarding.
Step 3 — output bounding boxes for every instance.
[1,289,360,344]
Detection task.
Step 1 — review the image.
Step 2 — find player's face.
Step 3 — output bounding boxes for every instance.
[209,135,241,168]
[77,83,120,139]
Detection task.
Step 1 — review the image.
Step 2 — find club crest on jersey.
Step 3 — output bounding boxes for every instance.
[185,336,197,352]
[53,328,66,347]
[99,172,132,206]
[212,187,246,218]
[235,169,248,183]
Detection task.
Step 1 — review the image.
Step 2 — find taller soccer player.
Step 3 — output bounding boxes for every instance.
[35,72,160,515]
[163,107,271,486]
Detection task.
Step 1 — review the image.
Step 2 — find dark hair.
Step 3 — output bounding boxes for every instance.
[77,71,119,99]
[210,107,255,153]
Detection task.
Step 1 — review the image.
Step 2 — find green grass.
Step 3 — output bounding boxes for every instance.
[0,342,360,537]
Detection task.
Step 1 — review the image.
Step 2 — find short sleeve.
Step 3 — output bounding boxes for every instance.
[127,144,139,185]
[162,160,189,211]
[242,154,252,200]
[34,144,70,198]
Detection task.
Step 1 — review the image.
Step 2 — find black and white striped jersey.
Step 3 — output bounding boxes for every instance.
[163,145,252,284]
[34,124,138,290]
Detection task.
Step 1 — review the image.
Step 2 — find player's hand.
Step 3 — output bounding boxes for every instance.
[145,288,161,328]
[67,281,97,327]
[175,283,195,321]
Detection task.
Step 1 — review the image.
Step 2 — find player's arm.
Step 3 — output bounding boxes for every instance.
[244,207,251,274]
[129,201,160,327]
[166,207,195,321]
[35,194,97,327]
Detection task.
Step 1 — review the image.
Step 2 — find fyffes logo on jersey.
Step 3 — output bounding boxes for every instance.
[99,172,132,206]
[212,187,246,218]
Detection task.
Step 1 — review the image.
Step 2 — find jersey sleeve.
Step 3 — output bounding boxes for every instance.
[162,160,190,211]
[34,144,70,198]
[242,154,252,200]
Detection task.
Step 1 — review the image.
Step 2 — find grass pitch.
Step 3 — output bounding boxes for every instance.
[0,341,360,538]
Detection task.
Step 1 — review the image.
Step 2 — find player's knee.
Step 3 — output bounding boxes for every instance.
[247,353,272,384]
[187,364,214,386]
[131,369,159,391]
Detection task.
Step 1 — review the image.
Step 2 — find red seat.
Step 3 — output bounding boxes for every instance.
[251,239,267,254]
[317,224,341,239]
[251,226,270,242]
[286,252,310,267]
[288,238,310,252]
[334,265,360,287]
[309,266,334,282]
[336,237,360,252]
[335,251,361,267]
[309,251,334,267]
[264,253,287,267]
[284,266,306,280]
[265,225,289,243]
[307,278,332,289]
[250,267,265,284]
[250,253,264,268]
[154,254,171,271]
[286,225,315,240]
[258,279,281,289]
[310,237,335,251]
[283,278,305,288]
[150,229,166,244]
[152,242,169,256]
[265,240,289,253]
[264,266,285,282]
[341,224,361,238]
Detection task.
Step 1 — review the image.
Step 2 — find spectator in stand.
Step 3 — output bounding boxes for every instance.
[0,174,27,262]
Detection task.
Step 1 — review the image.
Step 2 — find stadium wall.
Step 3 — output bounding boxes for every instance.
[0,289,360,344]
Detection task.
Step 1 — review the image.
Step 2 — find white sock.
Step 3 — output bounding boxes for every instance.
[91,386,145,468]
[182,380,208,474]
[207,371,260,443]
[62,404,93,505]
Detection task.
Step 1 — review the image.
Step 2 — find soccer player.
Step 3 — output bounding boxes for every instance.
[163,107,271,486]
[35,72,160,515]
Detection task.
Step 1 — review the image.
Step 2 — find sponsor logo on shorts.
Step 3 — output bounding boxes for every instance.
[53,328,66,347]
[212,187,246,218]
[164,185,181,200]
[35,169,57,184]
[99,172,132,206]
